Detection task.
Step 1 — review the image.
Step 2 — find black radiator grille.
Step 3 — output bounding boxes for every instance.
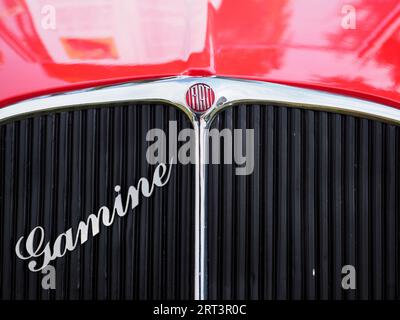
[0,103,195,300]
[207,104,400,300]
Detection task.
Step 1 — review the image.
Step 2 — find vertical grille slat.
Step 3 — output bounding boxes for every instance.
[303,110,316,300]
[0,103,195,300]
[207,104,400,300]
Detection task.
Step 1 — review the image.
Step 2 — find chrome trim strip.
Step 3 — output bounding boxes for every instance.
[0,77,196,124]
[2,77,400,125]
[201,78,400,125]
[2,76,400,301]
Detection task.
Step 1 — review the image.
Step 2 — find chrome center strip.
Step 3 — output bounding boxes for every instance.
[198,119,209,300]
[1,76,400,301]
[193,119,202,300]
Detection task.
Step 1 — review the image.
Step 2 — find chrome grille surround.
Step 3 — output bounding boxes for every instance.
[1,76,400,300]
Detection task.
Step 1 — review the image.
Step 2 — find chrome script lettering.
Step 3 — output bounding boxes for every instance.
[15,162,172,272]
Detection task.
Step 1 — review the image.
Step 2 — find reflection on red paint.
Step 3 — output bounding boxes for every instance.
[0,0,400,109]
[61,38,118,60]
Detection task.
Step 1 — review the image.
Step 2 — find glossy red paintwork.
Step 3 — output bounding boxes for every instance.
[0,0,400,108]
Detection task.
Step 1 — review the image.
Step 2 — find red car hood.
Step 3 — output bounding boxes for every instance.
[1,0,400,108]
